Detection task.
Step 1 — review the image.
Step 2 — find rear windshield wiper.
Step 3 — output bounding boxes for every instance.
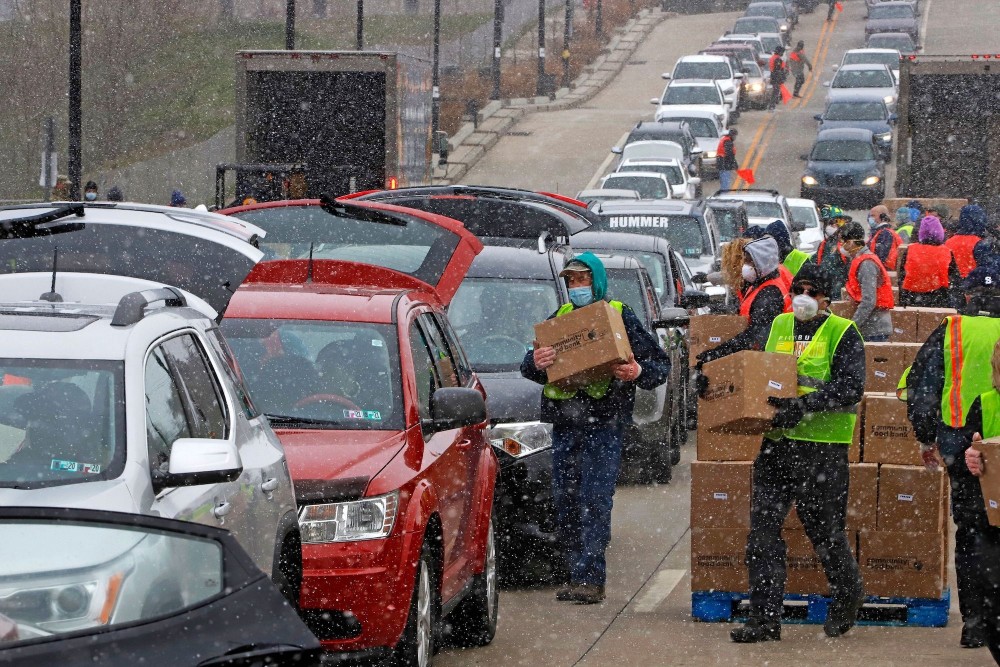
[265,413,346,428]
[0,204,85,239]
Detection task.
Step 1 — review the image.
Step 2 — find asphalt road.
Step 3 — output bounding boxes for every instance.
[441,1,1000,665]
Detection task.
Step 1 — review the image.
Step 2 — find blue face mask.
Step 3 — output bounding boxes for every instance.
[867,215,877,229]
[84,192,97,201]
[568,286,594,307]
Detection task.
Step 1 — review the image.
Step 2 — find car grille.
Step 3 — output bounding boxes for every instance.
[826,174,855,187]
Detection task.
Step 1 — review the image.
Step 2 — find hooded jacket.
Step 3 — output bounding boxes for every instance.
[764,220,793,260]
[957,205,988,237]
[570,252,608,300]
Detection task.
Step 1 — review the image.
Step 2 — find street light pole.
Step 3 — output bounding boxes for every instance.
[285,0,295,49]
[68,0,82,201]
[432,0,441,138]
[356,0,364,50]
[536,0,546,97]
[596,0,604,37]
[562,0,572,87]
[491,0,502,100]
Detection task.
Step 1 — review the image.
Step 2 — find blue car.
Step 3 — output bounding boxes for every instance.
[800,128,886,209]
[814,95,896,159]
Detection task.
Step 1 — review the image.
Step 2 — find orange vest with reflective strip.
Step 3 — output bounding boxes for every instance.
[738,276,791,319]
[845,253,895,309]
[945,234,980,277]
[901,244,953,293]
[869,227,902,270]
[778,264,793,291]
[789,51,802,62]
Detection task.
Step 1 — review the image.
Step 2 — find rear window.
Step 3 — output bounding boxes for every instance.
[869,4,914,19]
[606,269,651,325]
[833,68,893,88]
[743,201,784,219]
[824,101,887,120]
[618,163,684,185]
[843,52,900,69]
[868,34,915,52]
[601,175,669,200]
[592,213,709,258]
[734,17,778,33]
[673,62,732,80]
[663,85,722,106]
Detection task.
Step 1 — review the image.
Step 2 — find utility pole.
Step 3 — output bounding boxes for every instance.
[561,0,572,88]
[431,0,441,138]
[356,0,364,50]
[285,0,296,49]
[68,0,82,201]
[42,118,55,202]
[536,0,546,96]
[596,0,604,38]
[491,0,503,99]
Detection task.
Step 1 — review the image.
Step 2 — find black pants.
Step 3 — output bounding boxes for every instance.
[768,81,784,109]
[943,450,989,629]
[981,525,1000,660]
[746,438,862,621]
[793,73,806,96]
[826,1,836,20]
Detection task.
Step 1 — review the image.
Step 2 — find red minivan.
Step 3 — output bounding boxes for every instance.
[220,199,497,666]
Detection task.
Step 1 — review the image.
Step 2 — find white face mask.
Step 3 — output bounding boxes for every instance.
[825,224,839,237]
[742,263,758,283]
[792,294,820,321]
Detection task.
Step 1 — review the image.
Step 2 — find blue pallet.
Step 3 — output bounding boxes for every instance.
[692,589,950,628]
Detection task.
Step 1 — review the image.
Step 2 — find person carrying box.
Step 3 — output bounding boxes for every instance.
[521,252,670,605]
[729,264,866,643]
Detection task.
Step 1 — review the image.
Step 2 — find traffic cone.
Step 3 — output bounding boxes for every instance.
[780,84,793,104]
[835,1,843,10]
[737,168,755,185]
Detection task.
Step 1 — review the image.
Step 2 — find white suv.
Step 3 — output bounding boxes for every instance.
[652,79,730,129]
[0,202,301,603]
[664,55,744,115]
[710,188,804,246]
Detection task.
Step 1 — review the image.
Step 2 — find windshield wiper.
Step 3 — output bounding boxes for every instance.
[265,413,347,428]
[0,204,85,239]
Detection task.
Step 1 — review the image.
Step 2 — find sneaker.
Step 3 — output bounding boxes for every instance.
[730,617,781,643]
[572,584,606,605]
[824,588,865,637]
[555,584,580,602]
[961,623,986,648]
[793,93,802,98]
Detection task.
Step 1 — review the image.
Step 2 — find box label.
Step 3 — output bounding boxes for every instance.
[768,380,783,390]
[875,370,887,378]
[897,493,914,502]
[709,336,722,343]
[991,500,998,509]
[713,492,729,501]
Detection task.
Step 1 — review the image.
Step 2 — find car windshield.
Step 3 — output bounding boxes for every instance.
[825,101,886,120]
[811,139,876,161]
[833,68,893,88]
[742,61,763,76]
[843,52,900,69]
[448,279,559,372]
[711,208,744,242]
[760,35,783,53]
[743,201,784,218]
[220,319,403,430]
[593,213,708,258]
[671,117,718,137]
[745,5,783,19]
[619,163,684,185]
[663,85,721,106]
[790,205,821,228]
[606,269,651,324]
[0,360,125,490]
[735,18,777,33]
[673,62,731,80]
[869,4,914,19]
[602,175,669,199]
[868,34,916,52]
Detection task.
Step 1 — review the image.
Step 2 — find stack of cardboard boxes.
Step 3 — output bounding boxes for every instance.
[689,305,954,601]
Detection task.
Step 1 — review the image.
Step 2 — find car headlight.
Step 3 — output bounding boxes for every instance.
[863,175,881,186]
[747,82,764,92]
[705,150,717,159]
[877,132,892,141]
[299,491,399,543]
[489,421,553,458]
[0,563,131,633]
[802,175,818,186]
[883,95,895,105]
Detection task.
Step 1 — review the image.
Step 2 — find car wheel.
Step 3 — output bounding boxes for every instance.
[447,516,499,647]
[394,539,439,667]
[272,531,302,611]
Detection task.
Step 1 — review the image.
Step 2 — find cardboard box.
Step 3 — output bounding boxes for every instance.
[829,300,858,320]
[915,308,956,341]
[975,437,1000,526]
[688,314,747,360]
[691,461,752,529]
[877,464,948,533]
[696,421,762,461]
[785,529,859,595]
[859,530,947,599]
[887,270,898,287]
[783,462,878,532]
[864,343,921,394]
[699,351,798,435]
[534,300,631,389]
[863,393,923,466]
[888,308,920,343]
[690,527,748,592]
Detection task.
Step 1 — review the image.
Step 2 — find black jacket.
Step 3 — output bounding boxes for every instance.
[521,303,670,428]
[717,136,738,171]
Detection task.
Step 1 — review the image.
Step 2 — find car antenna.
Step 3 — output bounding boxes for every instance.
[39,246,63,302]
[305,242,314,283]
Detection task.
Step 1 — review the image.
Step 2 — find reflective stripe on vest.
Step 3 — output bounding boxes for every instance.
[784,249,809,276]
[945,234,980,278]
[738,277,791,319]
[941,315,1000,427]
[981,388,1000,439]
[845,253,894,309]
[869,227,902,270]
[542,300,625,400]
[764,312,859,443]
[901,243,952,293]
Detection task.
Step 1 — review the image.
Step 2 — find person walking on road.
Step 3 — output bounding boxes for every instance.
[868,204,903,271]
[841,221,894,342]
[906,263,1000,649]
[897,214,962,309]
[521,253,670,605]
[729,263,866,643]
[789,41,813,98]
[717,129,739,192]
[826,0,839,21]
[768,46,788,111]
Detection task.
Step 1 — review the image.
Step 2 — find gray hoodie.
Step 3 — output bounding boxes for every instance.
[744,236,781,278]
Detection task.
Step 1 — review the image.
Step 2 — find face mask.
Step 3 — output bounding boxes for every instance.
[84,192,97,201]
[568,286,594,308]
[825,224,839,237]
[839,246,850,259]
[741,263,758,283]
[867,215,878,229]
[792,294,819,321]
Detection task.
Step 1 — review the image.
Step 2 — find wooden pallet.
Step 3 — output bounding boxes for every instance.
[692,589,951,627]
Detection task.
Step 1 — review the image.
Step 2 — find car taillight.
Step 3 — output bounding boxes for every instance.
[387,176,399,189]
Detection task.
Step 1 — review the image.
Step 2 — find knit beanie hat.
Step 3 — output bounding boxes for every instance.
[918,215,945,243]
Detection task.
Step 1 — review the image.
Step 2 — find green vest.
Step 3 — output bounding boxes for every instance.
[783,248,809,276]
[898,223,914,240]
[764,312,859,443]
[543,300,625,400]
[941,315,1000,428]
[980,389,1000,439]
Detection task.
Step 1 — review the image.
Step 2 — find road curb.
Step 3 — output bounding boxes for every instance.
[434,7,676,184]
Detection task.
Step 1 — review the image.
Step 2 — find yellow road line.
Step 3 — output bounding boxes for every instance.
[732,115,772,189]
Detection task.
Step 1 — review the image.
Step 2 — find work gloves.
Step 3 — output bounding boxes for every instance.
[768,396,806,429]
[694,362,710,398]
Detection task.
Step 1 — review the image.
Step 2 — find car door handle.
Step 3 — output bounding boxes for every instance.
[261,477,280,493]
[457,438,473,449]
[213,502,232,520]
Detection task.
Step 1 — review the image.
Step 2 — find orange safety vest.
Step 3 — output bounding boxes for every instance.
[778,264,794,291]
[869,227,902,271]
[845,253,895,309]
[716,135,732,158]
[738,276,791,319]
[901,244,953,293]
[945,234,980,278]
[789,51,802,62]
[769,53,785,73]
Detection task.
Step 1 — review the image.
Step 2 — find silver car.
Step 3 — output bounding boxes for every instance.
[824,63,898,110]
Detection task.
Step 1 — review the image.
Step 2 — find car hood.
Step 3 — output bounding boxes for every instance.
[0,521,146,576]
[276,428,407,488]
[480,373,541,423]
[819,119,892,134]
[827,87,895,103]
[657,104,725,117]
[0,478,135,513]
[807,159,880,174]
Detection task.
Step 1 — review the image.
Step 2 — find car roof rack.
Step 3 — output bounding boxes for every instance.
[111,287,187,327]
[711,188,781,197]
[0,204,85,239]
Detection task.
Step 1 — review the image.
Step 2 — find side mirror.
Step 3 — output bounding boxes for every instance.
[914,45,923,52]
[691,272,709,283]
[831,64,840,71]
[888,113,898,123]
[427,387,486,431]
[688,163,699,177]
[662,73,672,80]
[156,439,243,492]
[813,113,823,121]
[791,220,807,232]
[650,97,661,105]
[678,290,711,310]
[689,177,702,185]
[691,147,704,155]
[734,72,746,79]
[724,86,736,94]
[654,308,691,329]
[799,153,809,160]
[611,146,623,154]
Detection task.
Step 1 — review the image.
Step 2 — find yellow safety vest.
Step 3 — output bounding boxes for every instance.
[942,315,1000,428]
[543,300,625,400]
[980,388,1000,439]
[783,248,810,276]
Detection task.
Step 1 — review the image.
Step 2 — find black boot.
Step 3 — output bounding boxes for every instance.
[730,617,781,643]
[961,622,986,648]
[824,587,865,637]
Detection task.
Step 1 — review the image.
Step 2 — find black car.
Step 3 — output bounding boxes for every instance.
[612,120,704,177]
[705,199,750,243]
[800,128,886,208]
[815,95,896,158]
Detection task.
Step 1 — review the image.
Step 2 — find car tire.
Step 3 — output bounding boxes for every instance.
[394,538,440,667]
[272,530,302,611]
[447,516,499,648]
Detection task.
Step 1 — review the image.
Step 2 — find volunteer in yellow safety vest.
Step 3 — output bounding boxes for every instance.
[906,263,1000,649]
[729,263,866,644]
[521,252,670,605]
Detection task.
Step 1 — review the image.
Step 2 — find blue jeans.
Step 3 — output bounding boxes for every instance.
[551,422,624,586]
[719,169,736,191]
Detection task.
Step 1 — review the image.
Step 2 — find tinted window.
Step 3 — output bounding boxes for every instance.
[618,163,684,185]
[145,345,193,473]
[160,335,228,441]
[673,62,732,80]
[790,204,821,228]
[711,207,744,242]
[606,270,650,326]
[760,35,783,53]
[206,328,259,419]
[824,101,887,120]
[811,140,876,161]
[409,324,437,422]
[834,69,893,88]
[869,4,913,18]
[434,313,475,386]
[601,175,669,199]
[221,319,403,430]
[743,201,785,219]
[419,314,459,389]
[663,85,722,106]
[593,213,709,258]
[669,117,718,138]
[734,17,779,33]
